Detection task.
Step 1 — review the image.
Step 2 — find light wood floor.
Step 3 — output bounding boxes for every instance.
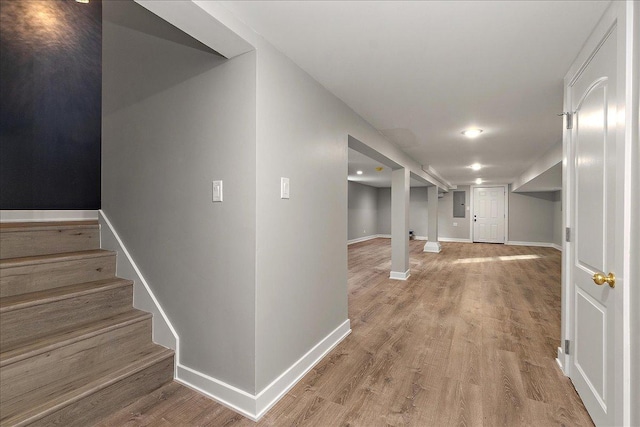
[98,239,593,426]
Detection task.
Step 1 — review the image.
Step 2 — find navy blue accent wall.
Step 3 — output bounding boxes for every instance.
[0,0,102,209]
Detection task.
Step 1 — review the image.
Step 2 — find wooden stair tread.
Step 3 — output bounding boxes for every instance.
[0,278,131,313]
[0,309,151,367]
[0,249,113,268]
[0,221,98,232]
[0,220,174,425]
[1,347,173,427]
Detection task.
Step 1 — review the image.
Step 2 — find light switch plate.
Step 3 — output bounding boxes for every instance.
[212,180,223,202]
[281,177,290,199]
[453,222,458,227]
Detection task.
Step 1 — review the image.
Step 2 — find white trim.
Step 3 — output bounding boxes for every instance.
[176,365,257,421]
[176,319,351,421]
[389,269,410,280]
[423,241,442,253]
[469,184,509,243]
[438,237,473,243]
[506,241,560,249]
[98,211,178,353]
[347,234,400,245]
[622,2,638,425]
[347,235,378,245]
[556,346,567,374]
[0,210,98,222]
[348,234,428,245]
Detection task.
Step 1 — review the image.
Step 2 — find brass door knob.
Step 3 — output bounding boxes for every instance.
[593,272,616,288]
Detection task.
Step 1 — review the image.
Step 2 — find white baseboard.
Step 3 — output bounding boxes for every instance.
[176,319,351,421]
[556,346,567,375]
[413,235,428,241]
[348,234,398,245]
[438,237,473,243]
[390,269,411,280]
[176,365,256,420]
[506,241,562,251]
[0,210,98,222]
[98,210,178,352]
[347,235,378,245]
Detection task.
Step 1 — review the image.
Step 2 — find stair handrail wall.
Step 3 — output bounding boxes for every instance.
[98,210,179,363]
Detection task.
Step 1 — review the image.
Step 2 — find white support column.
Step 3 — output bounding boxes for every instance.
[424,186,442,253]
[390,168,410,280]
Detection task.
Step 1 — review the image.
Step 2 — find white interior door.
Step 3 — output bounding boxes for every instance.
[567,11,623,426]
[472,186,505,243]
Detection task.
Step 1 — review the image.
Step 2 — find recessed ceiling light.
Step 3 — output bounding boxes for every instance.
[356,170,363,175]
[462,129,483,138]
[470,163,482,171]
[475,178,483,184]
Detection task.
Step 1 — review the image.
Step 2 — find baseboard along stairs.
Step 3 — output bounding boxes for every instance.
[0,221,174,426]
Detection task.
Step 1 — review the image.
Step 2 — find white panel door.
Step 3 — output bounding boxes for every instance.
[473,187,504,243]
[568,14,623,426]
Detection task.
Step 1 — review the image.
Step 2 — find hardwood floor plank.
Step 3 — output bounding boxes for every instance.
[481,349,529,426]
[432,377,483,427]
[93,382,188,427]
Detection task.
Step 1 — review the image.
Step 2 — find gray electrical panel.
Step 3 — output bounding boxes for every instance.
[453,191,466,218]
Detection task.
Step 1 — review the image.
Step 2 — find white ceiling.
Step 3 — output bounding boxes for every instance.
[348,148,429,188]
[221,0,609,186]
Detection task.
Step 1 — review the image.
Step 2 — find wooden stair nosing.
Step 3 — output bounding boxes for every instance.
[0,221,99,232]
[0,310,151,368]
[0,249,114,269]
[0,278,132,313]
[1,348,174,427]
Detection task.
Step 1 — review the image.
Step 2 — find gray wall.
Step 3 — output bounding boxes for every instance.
[102,1,257,391]
[347,181,378,240]
[508,187,557,243]
[437,185,561,244]
[254,44,350,392]
[253,42,438,391]
[376,188,392,235]
[409,187,429,237]
[438,185,471,240]
[375,186,428,237]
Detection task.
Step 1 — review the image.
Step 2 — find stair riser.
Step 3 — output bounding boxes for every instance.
[0,318,154,420]
[0,284,133,350]
[0,254,116,298]
[25,354,174,427]
[0,228,100,259]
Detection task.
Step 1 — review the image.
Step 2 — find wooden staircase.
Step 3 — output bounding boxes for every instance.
[0,221,174,426]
